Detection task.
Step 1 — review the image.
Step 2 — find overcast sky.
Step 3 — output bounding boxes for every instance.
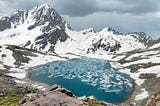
[0,0,160,38]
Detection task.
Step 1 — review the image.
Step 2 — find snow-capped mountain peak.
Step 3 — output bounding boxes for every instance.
[0,4,70,52]
[35,3,50,10]
[80,28,96,34]
[4,3,68,32]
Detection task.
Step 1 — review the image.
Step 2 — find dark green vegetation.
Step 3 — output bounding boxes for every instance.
[0,70,23,106]
[0,95,23,106]
[0,69,17,95]
[87,99,110,106]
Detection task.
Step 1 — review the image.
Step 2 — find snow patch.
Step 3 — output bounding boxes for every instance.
[135,88,149,101]
[15,80,27,84]
[0,64,6,70]
[8,68,26,79]
[149,42,160,49]
[0,46,16,67]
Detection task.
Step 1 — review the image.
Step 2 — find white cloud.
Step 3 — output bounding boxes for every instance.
[94,0,133,11]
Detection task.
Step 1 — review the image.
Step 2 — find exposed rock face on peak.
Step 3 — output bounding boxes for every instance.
[81,28,96,34]
[31,27,68,52]
[29,5,67,31]
[0,17,11,31]
[127,32,152,46]
[107,27,123,35]
[87,38,121,53]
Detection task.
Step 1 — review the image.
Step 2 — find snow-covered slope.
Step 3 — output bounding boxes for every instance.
[0,4,152,54]
[149,38,160,49]
[56,27,151,54]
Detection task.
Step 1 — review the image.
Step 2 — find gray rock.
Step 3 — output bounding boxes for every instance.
[58,88,73,97]
[19,91,88,106]
[0,17,11,31]
[49,84,59,91]
[34,27,68,51]
[87,39,121,53]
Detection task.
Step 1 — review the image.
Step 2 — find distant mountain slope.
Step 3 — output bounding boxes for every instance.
[60,28,152,54]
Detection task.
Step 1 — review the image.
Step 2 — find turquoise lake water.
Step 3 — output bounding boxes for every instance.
[30,58,134,103]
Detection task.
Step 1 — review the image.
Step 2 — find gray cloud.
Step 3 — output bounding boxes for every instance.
[0,0,39,16]
[52,0,160,16]
[0,0,159,16]
[53,0,97,16]
[63,12,160,38]
[121,0,159,14]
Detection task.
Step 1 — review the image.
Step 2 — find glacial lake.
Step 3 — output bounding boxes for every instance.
[30,58,134,103]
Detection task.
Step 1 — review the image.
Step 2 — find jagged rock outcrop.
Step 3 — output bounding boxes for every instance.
[0,17,11,31]
[32,27,68,52]
[128,32,152,46]
[145,92,160,106]
[19,86,88,106]
[87,39,121,53]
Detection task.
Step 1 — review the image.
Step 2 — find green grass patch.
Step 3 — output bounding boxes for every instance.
[0,95,23,106]
[87,99,103,106]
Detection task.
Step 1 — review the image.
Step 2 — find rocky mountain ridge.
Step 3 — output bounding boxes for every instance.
[0,4,153,54]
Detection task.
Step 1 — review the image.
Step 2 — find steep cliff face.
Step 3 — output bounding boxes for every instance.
[32,27,68,52]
